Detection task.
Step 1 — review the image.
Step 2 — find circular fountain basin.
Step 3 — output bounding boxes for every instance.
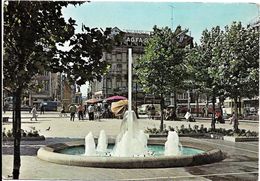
[59,144,204,156]
[37,138,226,168]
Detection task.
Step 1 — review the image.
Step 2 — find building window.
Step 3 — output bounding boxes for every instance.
[116,64,122,72]
[116,76,121,88]
[44,80,49,91]
[106,53,112,60]
[107,79,112,89]
[116,53,122,61]
[122,53,127,62]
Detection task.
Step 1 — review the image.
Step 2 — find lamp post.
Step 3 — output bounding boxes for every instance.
[133,74,139,116]
[169,5,174,30]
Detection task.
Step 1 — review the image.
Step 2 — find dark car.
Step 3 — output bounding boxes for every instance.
[21,105,32,111]
[40,101,59,111]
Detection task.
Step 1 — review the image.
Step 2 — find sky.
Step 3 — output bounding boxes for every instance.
[61,2,259,96]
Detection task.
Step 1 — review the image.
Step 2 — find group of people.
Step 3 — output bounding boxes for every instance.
[68,104,99,121]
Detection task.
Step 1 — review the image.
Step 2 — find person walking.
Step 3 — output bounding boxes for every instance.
[77,104,84,120]
[3,101,9,114]
[60,105,67,117]
[88,104,95,121]
[69,104,77,121]
[229,112,238,131]
[30,105,38,121]
[150,104,156,120]
[40,103,45,114]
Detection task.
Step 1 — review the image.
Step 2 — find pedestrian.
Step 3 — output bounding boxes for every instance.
[185,111,194,122]
[60,105,67,117]
[96,104,101,121]
[40,103,45,114]
[147,105,151,119]
[229,112,238,131]
[69,104,77,121]
[3,101,9,114]
[77,104,84,120]
[88,104,95,121]
[150,104,156,120]
[30,105,38,121]
[202,107,206,117]
[229,112,236,124]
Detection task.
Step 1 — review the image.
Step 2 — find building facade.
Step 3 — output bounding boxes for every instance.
[29,71,77,109]
[89,27,194,106]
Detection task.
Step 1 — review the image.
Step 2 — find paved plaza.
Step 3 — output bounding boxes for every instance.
[2,111,259,180]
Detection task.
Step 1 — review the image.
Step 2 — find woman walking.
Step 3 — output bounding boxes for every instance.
[30,105,38,121]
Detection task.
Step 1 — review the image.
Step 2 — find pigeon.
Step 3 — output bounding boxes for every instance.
[46,126,51,131]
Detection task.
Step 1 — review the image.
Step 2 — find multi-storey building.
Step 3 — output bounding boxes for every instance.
[90,27,194,106]
[29,71,77,108]
[90,27,152,105]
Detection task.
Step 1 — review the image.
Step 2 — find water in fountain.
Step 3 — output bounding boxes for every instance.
[111,48,149,157]
[96,130,108,154]
[164,131,182,156]
[84,132,96,156]
[112,111,149,157]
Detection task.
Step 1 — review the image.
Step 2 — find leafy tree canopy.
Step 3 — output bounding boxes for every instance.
[135,26,188,96]
[4,1,114,92]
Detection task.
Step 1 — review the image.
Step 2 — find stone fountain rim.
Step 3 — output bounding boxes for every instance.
[37,138,226,168]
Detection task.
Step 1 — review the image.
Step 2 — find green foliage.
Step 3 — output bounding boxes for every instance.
[219,22,259,99]
[185,22,259,131]
[146,124,258,137]
[4,1,114,92]
[135,26,188,96]
[185,26,225,97]
[135,26,190,131]
[144,127,168,134]
[3,128,41,138]
[4,2,115,178]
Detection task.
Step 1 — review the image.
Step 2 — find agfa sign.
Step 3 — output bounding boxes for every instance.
[125,36,148,44]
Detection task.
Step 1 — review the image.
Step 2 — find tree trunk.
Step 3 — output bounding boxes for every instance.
[234,97,239,132]
[238,97,242,116]
[205,95,209,117]
[12,89,22,179]
[187,90,191,112]
[196,92,199,117]
[211,95,216,131]
[174,92,178,117]
[160,94,164,132]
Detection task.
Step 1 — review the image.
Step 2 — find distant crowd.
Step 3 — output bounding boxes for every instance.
[66,103,113,121]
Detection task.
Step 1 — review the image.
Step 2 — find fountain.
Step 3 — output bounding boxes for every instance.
[96,130,108,154]
[112,49,150,157]
[112,111,148,157]
[84,132,96,156]
[37,48,225,168]
[164,131,182,156]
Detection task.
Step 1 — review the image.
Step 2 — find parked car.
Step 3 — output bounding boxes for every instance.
[138,104,150,115]
[40,101,60,111]
[138,104,161,115]
[21,105,32,111]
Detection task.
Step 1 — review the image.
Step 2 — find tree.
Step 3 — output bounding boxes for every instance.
[4,1,114,179]
[185,26,225,130]
[135,26,187,132]
[218,22,259,131]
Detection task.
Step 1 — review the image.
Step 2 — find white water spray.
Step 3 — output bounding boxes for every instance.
[164,131,181,156]
[84,132,96,156]
[96,130,108,154]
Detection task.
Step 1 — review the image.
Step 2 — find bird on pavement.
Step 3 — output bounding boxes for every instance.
[46,126,51,131]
